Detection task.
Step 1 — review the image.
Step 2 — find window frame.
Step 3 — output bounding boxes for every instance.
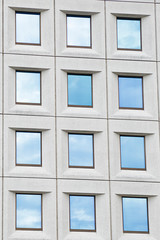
[122,196,149,234]
[117,17,142,51]
[120,135,146,171]
[118,75,144,110]
[68,133,95,169]
[67,73,93,108]
[69,195,96,232]
[15,70,42,105]
[15,193,43,231]
[15,11,41,46]
[15,131,42,167]
[66,14,92,48]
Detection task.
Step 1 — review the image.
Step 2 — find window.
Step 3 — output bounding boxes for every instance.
[68,74,92,107]
[122,197,149,233]
[67,15,91,47]
[16,71,41,104]
[69,195,96,231]
[16,131,42,166]
[16,12,40,45]
[68,133,94,168]
[120,136,146,170]
[16,194,42,230]
[118,76,143,109]
[117,18,141,50]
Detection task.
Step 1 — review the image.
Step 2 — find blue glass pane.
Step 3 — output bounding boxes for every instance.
[117,19,141,49]
[16,194,42,229]
[16,132,41,165]
[67,16,91,47]
[123,197,148,232]
[68,74,92,106]
[119,77,143,109]
[16,12,40,44]
[16,71,41,104]
[69,134,93,167]
[120,136,145,169]
[70,196,95,230]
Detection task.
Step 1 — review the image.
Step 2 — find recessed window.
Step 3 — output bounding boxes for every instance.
[16,12,40,45]
[67,15,91,47]
[70,195,96,231]
[68,134,94,168]
[68,74,92,107]
[122,197,149,233]
[117,18,141,50]
[120,136,145,170]
[16,194,42,230]
[16,71,41,104]
[16,131,41,166]
[118,76,143,109]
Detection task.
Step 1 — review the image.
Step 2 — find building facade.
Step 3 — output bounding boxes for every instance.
[0,0,160,239]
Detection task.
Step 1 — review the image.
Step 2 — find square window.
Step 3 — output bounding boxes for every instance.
[69,195,96,231]
[16,71,41,104]
[16,12,40,45]
[117,18,141,50]
[68,134,94,168]
[68,74,92,107]
[118,76,143,109]
[16,131,42,166]
[120,136,146,170]
[122,197,149,233]
[67,15,91,47]
[16,193,42,230]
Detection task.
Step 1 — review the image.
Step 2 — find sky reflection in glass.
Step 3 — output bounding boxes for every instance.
[120,136,145,169]
[16,194,42,229]
[16,12,40,44]
[119,77,143,109]
[70,196,95,231]
[16,71,41,104]
[117,18,141,50]
[16,132,41,165]
[123,197,149,232]
[67,16,91,47]
[69,134,93,167]
[68,74,92,106]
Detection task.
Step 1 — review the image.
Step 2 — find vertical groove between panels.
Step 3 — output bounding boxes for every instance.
[54,0,58,240]
[2,0,4,239]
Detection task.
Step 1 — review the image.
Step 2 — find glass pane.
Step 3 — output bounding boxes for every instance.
[69,134,93,167]
[123,197,149,232]
[68,74,92,106]
[117,18,141,49]
[120,136,145,169]
[16,132,41,165]
[67,16,91,47]
[16,12,40,44]
[16,194,42,229]
[16,71,41,104]
[70,196,95,231]
[119,77,143,109]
